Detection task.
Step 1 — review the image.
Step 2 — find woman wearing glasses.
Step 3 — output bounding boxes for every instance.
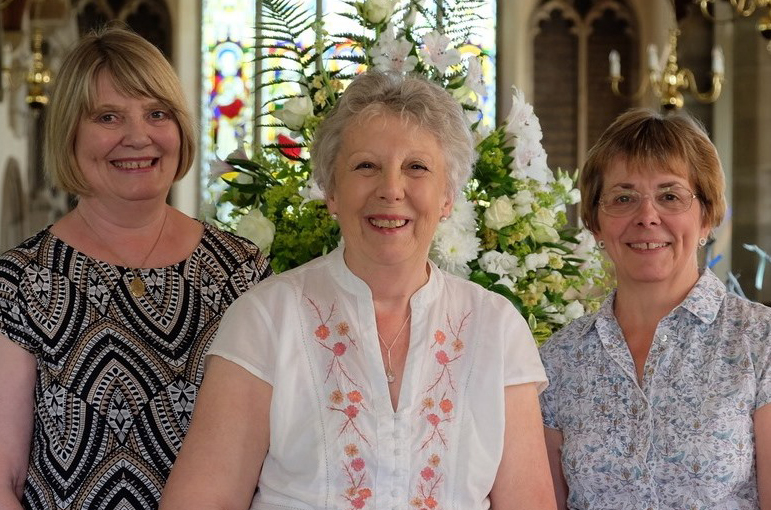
[539,109,771,509]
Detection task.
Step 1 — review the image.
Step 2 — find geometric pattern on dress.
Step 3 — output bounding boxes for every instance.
[0,224,272,509]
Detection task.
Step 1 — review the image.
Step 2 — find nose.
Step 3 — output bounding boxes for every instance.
[121,117,152,148]
[377,166,405,202]
[634,195,661,226]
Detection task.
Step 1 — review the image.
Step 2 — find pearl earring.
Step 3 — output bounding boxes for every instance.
[597,240,605,249]
[698,237,707,247]
[440,216,448,222]
[330,213,338,220]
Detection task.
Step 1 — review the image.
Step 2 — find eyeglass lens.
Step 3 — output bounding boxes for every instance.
[600,186,695,216]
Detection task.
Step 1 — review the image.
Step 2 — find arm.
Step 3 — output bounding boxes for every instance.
[160,355,271,510]
[0,334,37,509]
[756,403,771,509]
[544,426,568,510]
[490,383,557,510]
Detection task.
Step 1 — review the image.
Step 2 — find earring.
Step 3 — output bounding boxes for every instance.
[440,216,448,222]
[698,237,707,247]
[330,213,338,221]
[597,240,605,249]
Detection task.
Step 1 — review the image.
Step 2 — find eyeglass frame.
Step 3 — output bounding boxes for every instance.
[597,186,700,217]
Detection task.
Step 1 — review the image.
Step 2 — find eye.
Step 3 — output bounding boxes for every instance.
[96,112,118,123]
[659,191,682,202]
[149,109,171,121]
[611,191,637,204]
[405,162,429,175]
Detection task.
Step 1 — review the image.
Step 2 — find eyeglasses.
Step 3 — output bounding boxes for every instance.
[599,186,698,217]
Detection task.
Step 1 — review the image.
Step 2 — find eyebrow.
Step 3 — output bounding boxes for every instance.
[608,181,686,190]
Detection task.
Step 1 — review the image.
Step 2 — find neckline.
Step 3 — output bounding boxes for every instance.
[42,220,211,271]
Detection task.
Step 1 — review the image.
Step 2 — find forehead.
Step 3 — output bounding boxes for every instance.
[87,71,158,110]
[603,155,692,188]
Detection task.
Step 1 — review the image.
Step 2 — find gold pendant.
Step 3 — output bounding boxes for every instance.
[129,277,146,298]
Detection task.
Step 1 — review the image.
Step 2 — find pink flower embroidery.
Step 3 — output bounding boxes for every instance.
[348,390,364,403]
[316,324,330,340]
[434,330,446,345]
[439,399,453,414]
[351,457,365,471]
[333,342,347,356]
[421,467,435,480]
[344,405,359,419]
[427,413,440,426]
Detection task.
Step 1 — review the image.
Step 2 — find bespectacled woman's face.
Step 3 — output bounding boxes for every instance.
[75,71,180,205]
[326,113,452,276]
[594,157,710,293]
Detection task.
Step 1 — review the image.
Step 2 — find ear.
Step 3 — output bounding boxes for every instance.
[441,193,454,218]
[326,189,337,216]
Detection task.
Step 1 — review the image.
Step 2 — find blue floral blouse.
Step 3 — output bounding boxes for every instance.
[539,269,771,510]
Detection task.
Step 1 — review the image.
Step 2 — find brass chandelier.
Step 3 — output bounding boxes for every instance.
[609,28,724,110]
[695,0,771,51]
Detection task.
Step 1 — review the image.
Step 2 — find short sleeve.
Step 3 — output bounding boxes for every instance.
[538,341,560,429]
[206,287,278,385]
[502,303,548,393]
[0,252,37,354]
[752,304,771,411]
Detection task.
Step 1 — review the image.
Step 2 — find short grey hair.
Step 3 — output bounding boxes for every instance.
[310,71,477,197]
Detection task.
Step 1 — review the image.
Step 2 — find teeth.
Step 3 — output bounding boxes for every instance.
[630,242,668,250]
[113,160,154,169]
[369,218,407,228]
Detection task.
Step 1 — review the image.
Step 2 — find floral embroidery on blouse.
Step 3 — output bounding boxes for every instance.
[308,297,360,386]
[342,442,373,509]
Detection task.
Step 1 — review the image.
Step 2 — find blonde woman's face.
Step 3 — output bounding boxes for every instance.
[74,72,180,204]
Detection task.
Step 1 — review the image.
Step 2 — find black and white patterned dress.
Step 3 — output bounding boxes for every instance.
[0,222,272,509]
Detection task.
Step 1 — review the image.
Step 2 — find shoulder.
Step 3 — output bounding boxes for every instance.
[539,312,598,358]
[720,292,771,336]
[200,223,271,271]
[0,229,54,279]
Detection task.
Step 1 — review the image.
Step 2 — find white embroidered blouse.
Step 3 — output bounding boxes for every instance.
[208,247,547,510]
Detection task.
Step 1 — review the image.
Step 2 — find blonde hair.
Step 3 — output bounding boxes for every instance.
[579,108,726,232]
[45,23,196,195]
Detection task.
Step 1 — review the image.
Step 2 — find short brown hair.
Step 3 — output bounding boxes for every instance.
[579,109,726,232]
[45,23,196,195]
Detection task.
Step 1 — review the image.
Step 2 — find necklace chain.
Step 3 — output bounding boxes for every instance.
[377,312,411,384]
[76,207,168,298]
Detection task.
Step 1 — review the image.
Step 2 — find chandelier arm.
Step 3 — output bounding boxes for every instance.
[609,74,650,101]
[732,0,758,16]
[681,67,724,103]
[698,0,718,20]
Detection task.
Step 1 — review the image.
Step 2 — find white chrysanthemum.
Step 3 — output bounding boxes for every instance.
[431,228,480,278]
[479,250,523,279]
[524,251,550,271]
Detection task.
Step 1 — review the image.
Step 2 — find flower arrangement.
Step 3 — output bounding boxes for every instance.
[207,0,607,343]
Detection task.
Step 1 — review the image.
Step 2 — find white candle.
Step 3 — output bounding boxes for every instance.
[609,50,621,78]
[647,44,659,72]
[712,46,724,74]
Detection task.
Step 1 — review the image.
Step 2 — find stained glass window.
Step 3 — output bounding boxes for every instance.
[201,0,256,205]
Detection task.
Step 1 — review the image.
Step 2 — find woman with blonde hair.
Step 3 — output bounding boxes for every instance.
[0,25,271,509]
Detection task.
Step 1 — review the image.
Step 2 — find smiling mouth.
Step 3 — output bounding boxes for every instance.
[369,218,408,228]
[628,242,670,250]
[112,159,157,170]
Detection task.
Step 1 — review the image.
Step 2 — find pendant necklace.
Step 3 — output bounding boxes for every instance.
[377,313,411,384]
[77,207,168,298]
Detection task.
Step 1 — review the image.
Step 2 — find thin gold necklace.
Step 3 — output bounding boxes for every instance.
[76,207,168,298]
[377,313,411,384]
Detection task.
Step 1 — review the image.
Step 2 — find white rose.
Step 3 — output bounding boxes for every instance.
[568,188,581,204]
[534,207,556,227]
[362,0,396,23]
[236,209,275,253]
[524,252,550,271]
[479,250,521,278]
[533,224,560,243]
[564,300,585,321]
[272,95,313,131]
[484,196,517,230]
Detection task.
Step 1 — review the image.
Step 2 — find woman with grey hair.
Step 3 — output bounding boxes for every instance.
[161,71,556,509]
